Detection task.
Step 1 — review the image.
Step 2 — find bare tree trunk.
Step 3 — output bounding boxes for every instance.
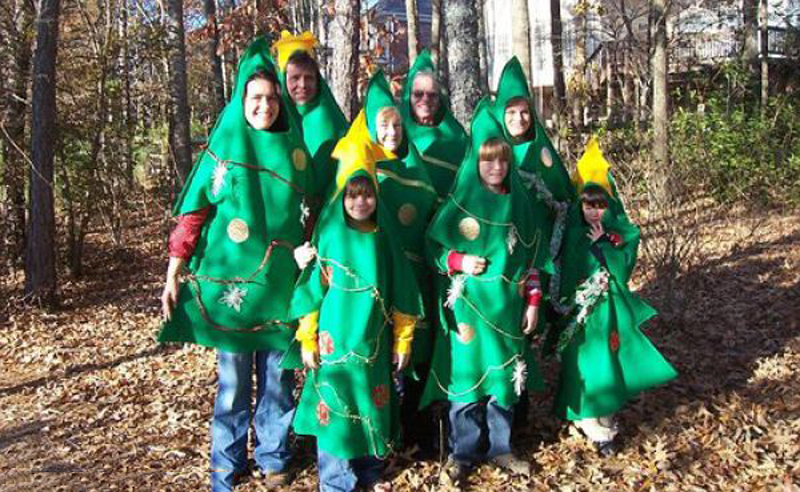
[26,0,60,307]
[405,0,419,65]
[512,0,532,84]
[570,0,587,130]
[430,0,442,67]
[550,0,566,126]
[204,0,225,116]
[621,39,635,123]
[759,0,768,111]
[477,0,489,95]
[165,0,192,183]
[330,0,360,120]
[651,0,669,201]
[444,0,481,126]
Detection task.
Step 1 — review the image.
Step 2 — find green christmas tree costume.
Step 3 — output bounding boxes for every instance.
[491,57,576,315]
[288,167,422,460]
[399,50,469,198]
[158,38,315,353]
[364,70,438,363]
[553,174,677,421]
[420,98,549,409]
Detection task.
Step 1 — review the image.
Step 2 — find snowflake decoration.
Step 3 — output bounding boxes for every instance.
[299,199,311,227]
[506,227,518,255]
[218,285,248,312]
[511,359,527,396]
[211,161,228,197]
[444,275,465,309]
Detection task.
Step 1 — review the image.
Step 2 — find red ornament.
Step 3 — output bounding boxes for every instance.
[317,401,330,426]
[609,330,620,352]
[319,331,335,356]
[608,232,622,247]
[371,384,390,408]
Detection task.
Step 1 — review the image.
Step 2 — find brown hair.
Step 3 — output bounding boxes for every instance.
[478,138,512,163]
[286,50,319,75]
[244,68,279,97]
[344,175,376,199]
[580,186,609,208]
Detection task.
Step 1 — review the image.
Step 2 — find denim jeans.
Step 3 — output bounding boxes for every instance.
[210,349,296,492]
[317,449,384,492]
[448,397,514,466]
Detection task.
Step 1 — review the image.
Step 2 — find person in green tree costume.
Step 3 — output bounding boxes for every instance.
[490,56,577,319]
[552,138,677,456]
[360,69,441,455]
[399,50,469,198]
[272,31,348,200]
[287,116,422,492]
[420,98,550,485]
[158,38,314,492]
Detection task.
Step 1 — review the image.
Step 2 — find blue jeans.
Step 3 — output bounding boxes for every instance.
[318,449,384,492]
[210,350,296,492]
[448,397,513,466]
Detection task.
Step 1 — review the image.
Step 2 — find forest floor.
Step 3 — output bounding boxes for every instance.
[1,201,798,492]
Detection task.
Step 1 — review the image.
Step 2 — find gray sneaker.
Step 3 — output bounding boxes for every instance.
[489,453,531,476]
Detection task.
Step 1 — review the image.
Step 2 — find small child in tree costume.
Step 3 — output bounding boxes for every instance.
[420,99,550,486]
[553,138,678,455]
[288,113,422,492]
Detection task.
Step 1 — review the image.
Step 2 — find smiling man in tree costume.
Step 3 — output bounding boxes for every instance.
[272,31,348,199]
[158,38,315,492]
[420,98,550,485]
[287,113,422,492]
[552,138,677,456]
[399,50,469,199]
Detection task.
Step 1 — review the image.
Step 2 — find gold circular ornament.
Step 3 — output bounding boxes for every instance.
[227,219,250,243]
[397,203,417,226]
[292,148,307,171]
[541,147,553,168]
[457,323,475,344]
[458,217,480,241]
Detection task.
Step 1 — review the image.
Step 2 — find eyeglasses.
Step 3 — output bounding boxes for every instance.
[412,90,438,100]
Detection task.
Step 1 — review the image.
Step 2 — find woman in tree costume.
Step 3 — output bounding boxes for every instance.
[552,138,677,455]
[420,99,550,483]
[288,115,422,492]
[158,38,313,491]
[491,56,576,318]
[399,50,469,198]
[272,31,348,199]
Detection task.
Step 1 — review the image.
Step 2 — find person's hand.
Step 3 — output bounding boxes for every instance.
[301,347,320,370]
[294,242,317,269]
[587,222,605,243]
[461,255,487,276]
[161,257,185,321]
[521,305,539,335]
[393,351,410,372]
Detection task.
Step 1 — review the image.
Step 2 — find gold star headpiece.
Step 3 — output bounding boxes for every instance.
[573,136,612,195]
[271,30,318,72]
[332,110,396,194]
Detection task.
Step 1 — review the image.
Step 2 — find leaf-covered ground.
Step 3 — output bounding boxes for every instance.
[1,205,798,492]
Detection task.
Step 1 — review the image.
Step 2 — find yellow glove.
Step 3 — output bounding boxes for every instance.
[392,310,416,356]
[296,311,319,353]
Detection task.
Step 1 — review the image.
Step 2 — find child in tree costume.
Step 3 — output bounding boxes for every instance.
[491,56,576,319]
[420,98,550,482]
[288,114,422,492]
[399,50,469,198]
[552,138,677,455]
[158,38,313,491]
[272,31,348,199]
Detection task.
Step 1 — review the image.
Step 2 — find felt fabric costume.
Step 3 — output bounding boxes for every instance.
[553,138,677,421]
[399,50,469,198]
[158,38,315,353]
[272,31,348,199]
[491,57,576,315]
[420,98,549,409]
[288,118,422,460]
[365,70,438,364]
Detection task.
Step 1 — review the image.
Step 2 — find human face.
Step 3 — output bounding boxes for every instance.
[504,98,532,139]
[478,156,509,193]
[243,78,280,130]
[376,111,403,152]
[581,201,608,226]
[286,62,318,105]
[344,188,377,222]
[410,74,440,126]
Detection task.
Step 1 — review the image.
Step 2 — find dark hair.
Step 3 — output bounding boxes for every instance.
[286,50,319,75]
[580,187,610,208]
[505,97,536,141]
[244,68,280,97]
[344,175,376,198]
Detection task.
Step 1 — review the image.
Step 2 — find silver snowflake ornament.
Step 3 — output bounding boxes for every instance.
[219,285,248,312]
[211,161,228,197]
[512,359,527,396]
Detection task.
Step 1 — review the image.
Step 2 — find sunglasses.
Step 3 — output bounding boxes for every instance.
[411,90,438,100]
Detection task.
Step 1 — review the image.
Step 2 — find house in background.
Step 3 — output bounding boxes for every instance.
[365,0,434,74]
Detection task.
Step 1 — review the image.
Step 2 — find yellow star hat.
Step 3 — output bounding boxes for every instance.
[271,30,319,72]
[573,136,612,195]
[332,109,396,195]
